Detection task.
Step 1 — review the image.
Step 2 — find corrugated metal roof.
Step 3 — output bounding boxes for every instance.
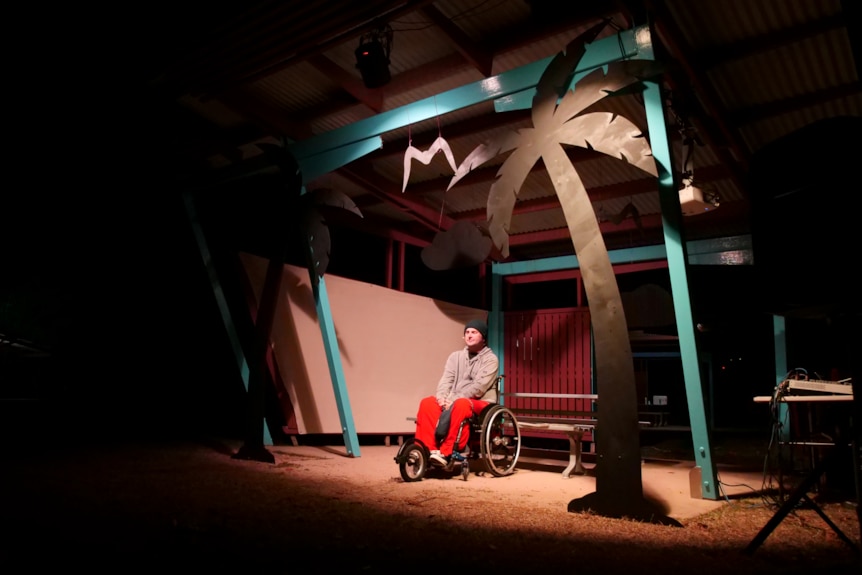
[155,0,860,261]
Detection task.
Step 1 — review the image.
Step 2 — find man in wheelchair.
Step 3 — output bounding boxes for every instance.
[414,319,499,467]
[396,319,521,481]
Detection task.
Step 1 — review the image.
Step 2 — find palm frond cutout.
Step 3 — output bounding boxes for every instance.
[555,60,663,124]
[447,130,522,190]
[305,187,363,218]
[531,20,609,130]
[557,113,657,177]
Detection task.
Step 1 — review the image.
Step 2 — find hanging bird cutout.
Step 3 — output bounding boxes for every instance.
[401,136,459,193]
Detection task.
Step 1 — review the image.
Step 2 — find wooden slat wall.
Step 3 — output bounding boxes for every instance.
[504,307,593,440]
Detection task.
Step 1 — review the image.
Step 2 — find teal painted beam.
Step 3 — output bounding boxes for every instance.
[641,36,717,500]
[313,277,361,457]
[290,64,551,162]
[183,192,272,445]
[687,235,752,255]
[494,27,643,113]
[492,244,668,276]
[491,240,744,277]
[299,136,383,183]
[686,235,753,266]
[288,26,646,165]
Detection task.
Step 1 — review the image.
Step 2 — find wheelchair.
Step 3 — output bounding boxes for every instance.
[394,402,521,482]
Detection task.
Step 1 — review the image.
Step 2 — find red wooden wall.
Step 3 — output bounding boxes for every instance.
[503,307,593,440]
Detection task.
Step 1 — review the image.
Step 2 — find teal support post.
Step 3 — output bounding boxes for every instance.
[640,32,717,499]
[182,192,273,446]
[489,266,505,401]
[312,276,361,457]
[773,315,790,442]
[298,178,360,457]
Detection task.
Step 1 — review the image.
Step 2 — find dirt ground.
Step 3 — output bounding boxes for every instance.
[2,433,859,574]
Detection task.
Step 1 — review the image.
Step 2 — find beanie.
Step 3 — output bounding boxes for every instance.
[464,319,488,341]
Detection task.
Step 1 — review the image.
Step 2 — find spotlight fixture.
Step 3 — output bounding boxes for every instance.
[677,133,719,216]
[665,90,720,216]
[679,180,719,216]
[355,24,393,89]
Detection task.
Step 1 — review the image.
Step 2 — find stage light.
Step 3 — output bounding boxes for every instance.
[679,182,719,216]
[677,133,719,216]
[355,24,393,89]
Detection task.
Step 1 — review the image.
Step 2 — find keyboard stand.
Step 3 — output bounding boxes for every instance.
[744,433,860,555]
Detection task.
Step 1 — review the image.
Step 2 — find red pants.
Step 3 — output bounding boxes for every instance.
[415,396,489,456]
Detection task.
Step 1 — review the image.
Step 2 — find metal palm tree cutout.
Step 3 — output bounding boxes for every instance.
[447,23,672,519]
[234,142,363,463]
[258,143,363,284]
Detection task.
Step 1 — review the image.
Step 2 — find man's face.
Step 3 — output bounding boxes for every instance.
[464,328,484,350]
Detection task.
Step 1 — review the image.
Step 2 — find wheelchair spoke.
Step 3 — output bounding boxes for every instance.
[480,406,521,477]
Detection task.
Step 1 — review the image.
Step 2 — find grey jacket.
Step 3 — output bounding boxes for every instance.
[435,345,499,404]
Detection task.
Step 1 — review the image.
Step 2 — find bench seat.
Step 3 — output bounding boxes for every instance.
[512,415,597,477]
[512,413,652,478]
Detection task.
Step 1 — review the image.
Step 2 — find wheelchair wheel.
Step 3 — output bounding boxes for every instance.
[397,441,427,482]
[479,405,521,477]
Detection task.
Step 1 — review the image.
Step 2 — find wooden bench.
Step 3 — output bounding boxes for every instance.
[504,392,598,478]
[505,392,651,478]
[514,416,597,477]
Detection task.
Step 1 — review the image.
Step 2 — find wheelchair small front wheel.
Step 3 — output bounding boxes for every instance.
[460,460,470,481]
[397,441,428,482]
